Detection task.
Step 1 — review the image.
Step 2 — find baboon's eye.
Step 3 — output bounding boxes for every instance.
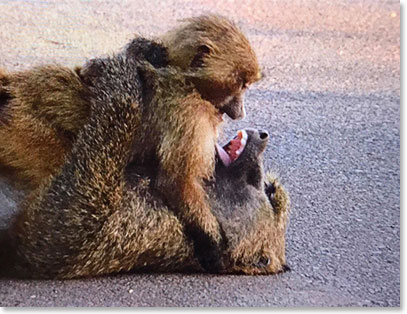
[258,256,271,267]
[241,79,248,90]
[251,256,271,268]
[265,182,276,203]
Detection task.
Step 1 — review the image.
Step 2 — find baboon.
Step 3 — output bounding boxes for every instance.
[0,15,260,189]
[0,15,261,271]
[0,75,289,277]
[0,38,167,189]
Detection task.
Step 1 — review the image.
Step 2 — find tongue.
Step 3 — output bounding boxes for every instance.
[216,143,232,167]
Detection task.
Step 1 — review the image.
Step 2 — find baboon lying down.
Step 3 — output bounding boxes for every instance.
[0,15,261,271]
[1,129,290,279]
[0,71,289,278]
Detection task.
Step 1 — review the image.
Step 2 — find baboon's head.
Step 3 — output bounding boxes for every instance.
[212,129,290,275]
[161,15,261,120]
[124,38,169,69]
[215,128,268,184]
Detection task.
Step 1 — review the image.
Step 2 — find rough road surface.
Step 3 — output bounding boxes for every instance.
[0,0,400,307]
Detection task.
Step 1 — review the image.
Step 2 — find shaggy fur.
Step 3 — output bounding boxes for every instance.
[0,15,261,271]
[0,15,259,189]
[0,76,289,277]
[0,39,166,188]
[161,15,261,119]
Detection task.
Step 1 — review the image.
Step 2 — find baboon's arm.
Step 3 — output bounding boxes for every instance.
[156,98,226,272]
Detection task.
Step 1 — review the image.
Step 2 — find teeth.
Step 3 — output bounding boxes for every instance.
[240,129,248,143]
[235,130,247,156]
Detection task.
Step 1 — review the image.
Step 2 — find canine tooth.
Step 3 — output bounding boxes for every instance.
[240,129,248,142]
[237,130,247,145]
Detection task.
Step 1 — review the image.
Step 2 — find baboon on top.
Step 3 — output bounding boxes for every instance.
[0,15,260,188]
[0,39,165,188]
[0,58,289,278]
[0,15,261,271]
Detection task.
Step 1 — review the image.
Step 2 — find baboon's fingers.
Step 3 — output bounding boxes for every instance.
[184,221,228,273]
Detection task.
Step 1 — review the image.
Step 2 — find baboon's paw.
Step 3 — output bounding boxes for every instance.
[264,181,277,204]
[195,240,227,273]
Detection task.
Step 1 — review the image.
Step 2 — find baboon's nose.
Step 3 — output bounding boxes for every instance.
[259,130,269,140]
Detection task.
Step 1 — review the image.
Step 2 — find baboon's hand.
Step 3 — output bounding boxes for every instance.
[186,224,229,273]
[230,259,290,275]
[265,181,276,204]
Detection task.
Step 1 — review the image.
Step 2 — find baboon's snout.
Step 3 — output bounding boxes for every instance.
[258,130,269,141]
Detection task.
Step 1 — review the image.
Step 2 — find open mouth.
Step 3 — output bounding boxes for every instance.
[216,130,248,167]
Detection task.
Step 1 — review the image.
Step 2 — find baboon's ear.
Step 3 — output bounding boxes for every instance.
[78,59,103,86]
[190,45,211,68]
[126,38,169,68]
[0,89,11,110]
[137,63,158,106]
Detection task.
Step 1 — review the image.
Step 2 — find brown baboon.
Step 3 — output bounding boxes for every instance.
[0,39,167,188]
[0,15,261,271]
[0,15,259,189]
[159,15,260,120]
[0,65,90,188]
[0,75,289,277]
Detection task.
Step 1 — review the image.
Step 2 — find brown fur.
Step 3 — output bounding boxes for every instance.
[0,15,261,271]
[161,15,260,118]
[0,15,260,190]
[77,58,247,271]
[0,66,90,187]
[0,69,289,277]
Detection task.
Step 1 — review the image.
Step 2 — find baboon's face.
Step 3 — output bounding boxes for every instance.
[214,129,269,216]
[214,129,288,274]
[162,15,261,120]
[189,45,261,121]
[215,128,268,181]
[191,76,250,121]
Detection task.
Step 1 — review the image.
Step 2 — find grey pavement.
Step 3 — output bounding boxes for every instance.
[0,0,400,307]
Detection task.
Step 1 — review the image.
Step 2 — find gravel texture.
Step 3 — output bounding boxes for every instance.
[0,0,400,307]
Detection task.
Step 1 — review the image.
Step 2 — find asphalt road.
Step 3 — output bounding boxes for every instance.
[0,0,400,307]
